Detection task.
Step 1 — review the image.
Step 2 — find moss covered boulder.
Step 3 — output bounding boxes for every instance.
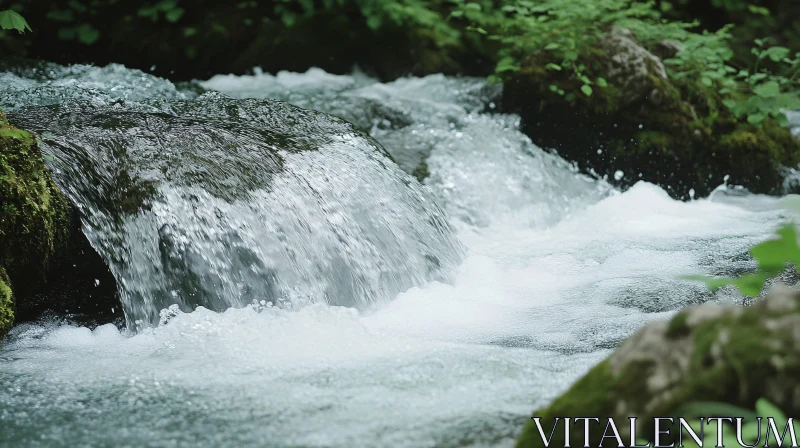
[516,285,800,447]
[0,110,72,337]
[504,29,800,199]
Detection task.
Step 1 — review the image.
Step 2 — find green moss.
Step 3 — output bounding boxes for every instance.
[665,310,690,338]
[0,119,72,338]
[516,360,617,448]
[412,160,430,182]
[0,267,12,338]
[516,296,800,447]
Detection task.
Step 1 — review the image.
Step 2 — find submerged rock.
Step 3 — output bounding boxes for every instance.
[504,30,800,199]
[516,285,800,447]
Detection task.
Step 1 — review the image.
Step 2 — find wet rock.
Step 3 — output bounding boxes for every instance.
[516,285,800,447]
[601,28,667,106]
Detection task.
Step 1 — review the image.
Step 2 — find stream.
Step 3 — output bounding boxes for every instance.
[0,63,795,447]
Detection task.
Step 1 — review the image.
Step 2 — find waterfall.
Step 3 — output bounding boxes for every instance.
[5,64,463,328]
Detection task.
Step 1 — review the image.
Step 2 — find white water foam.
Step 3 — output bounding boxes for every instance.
[0,67,794,447]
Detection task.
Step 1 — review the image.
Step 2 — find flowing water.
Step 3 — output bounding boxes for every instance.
[0,64,796,447]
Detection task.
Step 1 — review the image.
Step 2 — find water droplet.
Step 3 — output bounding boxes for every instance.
[614,170,624,181]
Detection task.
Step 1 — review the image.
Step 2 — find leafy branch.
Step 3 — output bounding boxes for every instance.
[685,223,799,297]
[0,10,31,34]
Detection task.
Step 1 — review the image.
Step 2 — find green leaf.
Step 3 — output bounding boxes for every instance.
[750,224,800,269]
[77,24,100,45]
[747,112,767,125]
[685,223,800,297]
[681,272,769,297]
[596,77,608,88]
[164,7,184,23]
[496,57,521,73]
[755,398,787,422]
[748,5,770,16]
[464,2,481,11]
[581,84,593,97]
[740,421,762,442]
[675,401,758,420]
[0,10,32,33]
[46,10,74,22]
[366,14,382,30]
[763,46,790,62]
[545,63,562,71]
[281,12,297,27]
[754,81,781,98]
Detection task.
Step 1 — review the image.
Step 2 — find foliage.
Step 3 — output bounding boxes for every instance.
[685,223,800,297]
[448,0,800,126]
[138,0,185,23]
[448,0,665,97]
[0,10,31,33]
[668,398,800,447]
[3,1,798,128]
[248,0,461,49]
[721,40,800,126]
[45,2,101,45]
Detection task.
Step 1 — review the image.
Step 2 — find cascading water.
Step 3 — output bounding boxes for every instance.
[4,64,463,328]
[0,63,795,447]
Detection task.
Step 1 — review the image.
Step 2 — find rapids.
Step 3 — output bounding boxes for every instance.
[0,64,795,447]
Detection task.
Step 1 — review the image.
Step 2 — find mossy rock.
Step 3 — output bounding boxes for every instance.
[516,285,800,447]
[0,116,72,337]
[503,31,800,199]
[0,267,12,339]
